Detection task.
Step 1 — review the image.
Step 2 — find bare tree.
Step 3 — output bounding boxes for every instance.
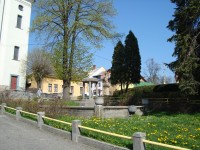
[159,75,175,84]
[26,48,53,89]
[144,58,161,84]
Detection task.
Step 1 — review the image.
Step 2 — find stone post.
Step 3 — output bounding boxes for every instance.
[94,97,104,118]
[89,81,92,99]
[16,107,22,121]
[1,103,6,114]
[95,105,104,118]
[133,132,146,150]
[37,112,45,129]
[72,120,81,143]
[96,82,98,97]
[82,82,85,99]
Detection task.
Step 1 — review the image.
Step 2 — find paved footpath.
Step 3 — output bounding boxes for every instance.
[0,114,98,150]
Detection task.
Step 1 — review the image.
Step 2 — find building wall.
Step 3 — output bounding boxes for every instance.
[41,77,63,94]
[112,79,150,91]
[72,82,84,97]
[91,79,104,96]
[29,77,84,97]
[0,0,33,90]
[89,67,106,96]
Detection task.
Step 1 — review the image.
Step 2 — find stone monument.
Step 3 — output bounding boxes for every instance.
[102,71,110,96]
[81,77,98,106]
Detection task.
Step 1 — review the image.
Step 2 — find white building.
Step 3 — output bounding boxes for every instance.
[0,0,34,90]
[88,65,106,96]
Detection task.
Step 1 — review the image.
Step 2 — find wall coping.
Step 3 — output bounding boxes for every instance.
[104,106,128,109]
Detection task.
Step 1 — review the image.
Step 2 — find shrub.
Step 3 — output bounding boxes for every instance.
[111,85,155,105]
[112,83,200,109]
[0,90,12,103]
[153,83,180,92]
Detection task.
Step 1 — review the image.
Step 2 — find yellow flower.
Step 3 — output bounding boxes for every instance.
[195,128,200,131]
[158,138,161,142]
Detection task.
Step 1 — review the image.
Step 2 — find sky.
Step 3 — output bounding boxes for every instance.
[29,0,176,78]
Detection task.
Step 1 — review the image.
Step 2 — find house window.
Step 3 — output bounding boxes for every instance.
[16,15,22,28]
[80,87,83,95]
[48,84,52,92]
[13,46,19,60]
[18,5,23,11]
[70,86,74,95]
[93,90,96,96]
[54,84,58,92]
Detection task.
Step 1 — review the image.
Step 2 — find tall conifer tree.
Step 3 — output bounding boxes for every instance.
[167,0,200,94]
[111,41,125,93]
[124,31,141,92]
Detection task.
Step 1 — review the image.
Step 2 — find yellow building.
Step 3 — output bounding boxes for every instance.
[28,76,84,97]
[108,77,153,95]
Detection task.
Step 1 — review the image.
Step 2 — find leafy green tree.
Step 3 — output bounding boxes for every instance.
[52,42,92,82]
[32,0,119,100]
[124,31,141,92]
[167,0,200,94]
[110,41,125,93]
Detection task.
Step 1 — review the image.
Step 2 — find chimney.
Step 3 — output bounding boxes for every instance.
[93,65,96,70]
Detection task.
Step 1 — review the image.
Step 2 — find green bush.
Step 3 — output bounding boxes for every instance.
[112,83,200,107]
[112,85,155,105]
[153,84,180,92]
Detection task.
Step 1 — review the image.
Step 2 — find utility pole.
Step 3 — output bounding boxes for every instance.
[0,0,6,43]
[163,63,166,84]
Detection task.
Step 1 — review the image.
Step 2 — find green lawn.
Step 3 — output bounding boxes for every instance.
[4,102,200,149]
[57,113,200,150]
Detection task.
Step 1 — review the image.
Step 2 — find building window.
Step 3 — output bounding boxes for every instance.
[70,86,74,95]
[13,46,19,60]
[80,87,83,95]
[18,5,23,11]
[16,15,22,28]
[93,90,96,96]
[48,84,52,92]
[54,84,58,92]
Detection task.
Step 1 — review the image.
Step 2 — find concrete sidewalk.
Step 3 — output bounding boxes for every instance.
[0,114,98,150]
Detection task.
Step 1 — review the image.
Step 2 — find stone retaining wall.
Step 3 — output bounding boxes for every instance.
[41,105,143,118]
[103,106,129,118]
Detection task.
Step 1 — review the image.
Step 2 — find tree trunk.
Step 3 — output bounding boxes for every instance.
[63,79,71,100]
[125,82,129,93]
[120,82,123,94]
[62,2,80,101]
[36,79,42,89]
